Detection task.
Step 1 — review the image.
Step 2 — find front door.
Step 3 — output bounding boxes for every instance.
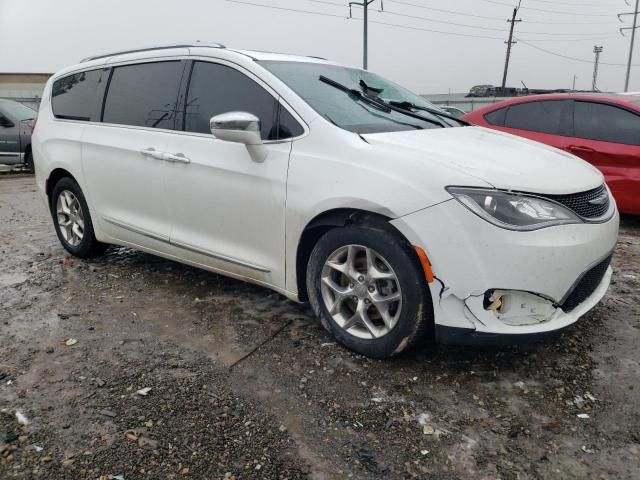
[164,60,303,289]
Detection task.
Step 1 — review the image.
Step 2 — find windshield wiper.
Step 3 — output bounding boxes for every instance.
[319,76,445,128]
[319,75,391,113]
[388,101,470,126]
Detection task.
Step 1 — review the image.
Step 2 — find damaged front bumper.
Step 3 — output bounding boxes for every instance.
[390,198,619,344]
[434,265,612,345]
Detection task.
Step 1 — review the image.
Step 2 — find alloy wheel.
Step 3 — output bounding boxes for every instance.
[56,190,85,247]
[320,244,402,339]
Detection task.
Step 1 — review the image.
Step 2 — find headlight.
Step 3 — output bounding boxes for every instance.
[447,187,582,231]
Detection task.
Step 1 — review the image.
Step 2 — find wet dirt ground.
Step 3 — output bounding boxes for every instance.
[1,174,639,479]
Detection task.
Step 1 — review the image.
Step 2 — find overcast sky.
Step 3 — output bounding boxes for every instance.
[0,0,635,93]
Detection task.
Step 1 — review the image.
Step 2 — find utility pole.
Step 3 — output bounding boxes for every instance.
[592,46,603,91]
[619,0,640,92]
[501,1,522,95]
[349,0,381,70]
[572,74,577,90]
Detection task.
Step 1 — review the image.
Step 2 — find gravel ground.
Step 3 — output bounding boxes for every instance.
[1,174,639,479]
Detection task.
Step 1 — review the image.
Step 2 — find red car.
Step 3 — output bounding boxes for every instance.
[463,93,640,215]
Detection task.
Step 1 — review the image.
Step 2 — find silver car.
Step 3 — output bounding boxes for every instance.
[0,99,36,172]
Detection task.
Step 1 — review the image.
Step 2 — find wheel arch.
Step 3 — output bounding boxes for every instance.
[295,208,419,302]
[46,168,77,204]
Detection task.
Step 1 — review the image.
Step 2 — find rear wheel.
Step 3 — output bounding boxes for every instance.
[51,177,107,257]
[307,225,433,358]
[24,150,34,174]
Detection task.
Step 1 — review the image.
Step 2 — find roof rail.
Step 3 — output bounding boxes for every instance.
[80,42,226,63]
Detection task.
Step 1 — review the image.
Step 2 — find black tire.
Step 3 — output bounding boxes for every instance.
[307,224,433,358]
[50,177,107,258]
[24,150,34,174]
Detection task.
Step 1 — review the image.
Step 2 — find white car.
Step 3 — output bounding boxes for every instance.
[33,44,619,358]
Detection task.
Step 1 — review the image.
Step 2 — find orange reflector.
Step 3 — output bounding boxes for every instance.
[414,246,434,284]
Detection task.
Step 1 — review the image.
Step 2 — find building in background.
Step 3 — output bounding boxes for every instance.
[0,73,51,110]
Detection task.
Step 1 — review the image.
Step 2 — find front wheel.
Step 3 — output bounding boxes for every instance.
[307,225,433,358]
[51,177,107,258]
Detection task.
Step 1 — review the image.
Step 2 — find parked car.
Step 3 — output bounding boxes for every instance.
[467,85,496,97]
[33,44,619,357]
[463,93,640,215]
[0,99,36,172]
[437,105,467,118]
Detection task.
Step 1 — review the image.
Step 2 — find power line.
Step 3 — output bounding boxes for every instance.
[379,8,615,36]
[526,0,607,7]
[221,0,627,64]
[385,0,617,24]
[386,0,506,21]
[479,0,612,17]
[223,0,506,39]
[303,0,346,7]
[518,36,618,42]
[223,0,347,18]
[365,18,503,39]
[516,37,638,67]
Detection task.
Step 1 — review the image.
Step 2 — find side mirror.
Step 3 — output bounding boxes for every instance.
[210,112,262,145]
[0,115,14,128]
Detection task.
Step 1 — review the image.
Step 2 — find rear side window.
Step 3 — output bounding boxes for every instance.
[503,100,570,135]
[184,61,302,140]
[52,69,104,121]
[484,107,506,126]
[102,61,184,129]
[574,101,640,145]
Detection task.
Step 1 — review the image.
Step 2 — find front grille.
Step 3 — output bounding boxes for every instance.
[561,254,612,312]
[541,184,610,219]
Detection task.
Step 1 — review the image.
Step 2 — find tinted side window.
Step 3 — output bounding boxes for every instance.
[52,69,104,121]
[484,107,506,126]
[103,61,184,129]
[504,101,569,134]
[574,101,640,145]
[185,62,300,140]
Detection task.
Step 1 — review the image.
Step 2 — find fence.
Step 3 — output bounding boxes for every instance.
[422,95,512,113]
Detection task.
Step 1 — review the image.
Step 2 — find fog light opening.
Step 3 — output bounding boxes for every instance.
[484,290,503,312]
[481,289,557,326]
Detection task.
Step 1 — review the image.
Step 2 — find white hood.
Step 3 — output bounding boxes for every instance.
[363,126,604,195]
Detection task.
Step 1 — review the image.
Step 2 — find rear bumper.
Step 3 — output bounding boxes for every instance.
[391,199,618,338]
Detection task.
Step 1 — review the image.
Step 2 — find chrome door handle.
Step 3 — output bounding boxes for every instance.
[140,148,164,160]
[163,152,191,164]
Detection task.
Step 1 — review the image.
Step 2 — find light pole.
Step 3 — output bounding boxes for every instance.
[592,46,603,92]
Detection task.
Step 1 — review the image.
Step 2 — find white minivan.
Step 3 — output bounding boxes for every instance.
[33,44,619,358]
